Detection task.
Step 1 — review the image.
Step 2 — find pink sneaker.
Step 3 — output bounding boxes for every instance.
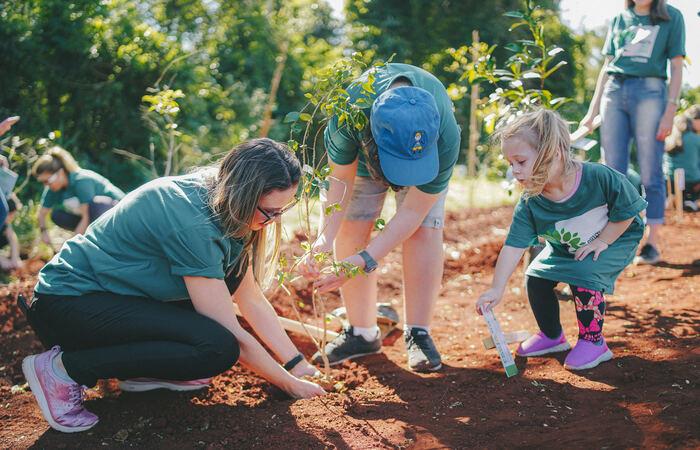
[516,330,571,357]
[22,346,99,433]
[564,338,613,370]
[119,377,211,392]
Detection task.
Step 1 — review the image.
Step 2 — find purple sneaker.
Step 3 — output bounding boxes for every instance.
[564,338,613,370]
[119,377,211,392]
[516,330,571,357]
[22,346,99,433]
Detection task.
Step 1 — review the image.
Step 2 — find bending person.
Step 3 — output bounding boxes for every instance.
[300,63,460,372]
[33,147,125,245]
[22,138,324,433]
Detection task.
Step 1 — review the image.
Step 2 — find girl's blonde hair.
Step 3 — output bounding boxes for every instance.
[665,105,700,155]
[207,138,301,288]
[32,146,80,177]
[493,108,574,198]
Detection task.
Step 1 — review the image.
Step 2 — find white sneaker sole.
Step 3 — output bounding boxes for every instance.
[22,355,98,433]
[564,349,614,370]
[516,341,571,357]
[118,380,210,392]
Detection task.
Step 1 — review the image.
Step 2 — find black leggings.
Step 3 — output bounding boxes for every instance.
[51,196,119,231]
[526,275,606,343]
[29,269,246,387]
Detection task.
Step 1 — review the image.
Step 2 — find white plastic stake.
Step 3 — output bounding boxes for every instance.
[481,308,518,377]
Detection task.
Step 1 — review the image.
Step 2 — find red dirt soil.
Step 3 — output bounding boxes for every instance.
[0,206,698,449]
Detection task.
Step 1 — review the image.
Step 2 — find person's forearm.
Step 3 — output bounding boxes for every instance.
[665,58,683,115]
[38,208,49,230]
[73,217,89,235]
[491,245,527,293]
[364,205,426,262]
[597,218,634,245]
[586,60,610,117]
[9,231,20,261]
[316,161,356,246]
[236,287,300,364]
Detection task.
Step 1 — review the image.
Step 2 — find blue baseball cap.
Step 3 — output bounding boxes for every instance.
[370,86,440,187]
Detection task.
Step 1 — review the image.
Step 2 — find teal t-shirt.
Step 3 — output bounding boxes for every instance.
[40,169,125,211]
[505,163,647,293]
[664,131,700,183]
[602,5,685,79]
[35,171,245,301]
[324,63,461,194]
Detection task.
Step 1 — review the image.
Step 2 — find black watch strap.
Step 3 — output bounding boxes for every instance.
[283,353,304,371]
[358,250,378,273]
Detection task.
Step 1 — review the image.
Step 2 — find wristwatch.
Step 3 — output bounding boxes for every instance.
[358,250,378,273]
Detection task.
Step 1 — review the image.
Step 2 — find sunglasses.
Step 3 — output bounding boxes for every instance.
[41,171,61,186]
[257,197,299,225]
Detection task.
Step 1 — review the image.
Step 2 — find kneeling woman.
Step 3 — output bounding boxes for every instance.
[33,147,125,245]
[22,138,325,433]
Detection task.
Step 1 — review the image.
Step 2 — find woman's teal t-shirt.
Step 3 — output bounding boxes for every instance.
[505,163,647,293]
[664,131,700,183]
[35,171,245,301]
[602,6,685,79]
[40,169,125,211]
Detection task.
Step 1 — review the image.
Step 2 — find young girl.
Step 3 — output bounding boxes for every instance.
[664,105,700,211]
[476,109,647,371]
[22,138,324,433]
[32,147,125,245]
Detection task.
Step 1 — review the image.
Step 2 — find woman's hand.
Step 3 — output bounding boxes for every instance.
[298,239,332,280]
[577,113,597,135]
[475,287,504,315]
[283,377,326,399]
[289,359,321,378]
[574,238,609,261]
[0,116,19,137]
[656,109,675,141]
[313,253,365,294]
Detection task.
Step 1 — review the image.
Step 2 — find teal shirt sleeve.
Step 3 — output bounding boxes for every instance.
[73,178,97,204]
[666,9,685,59]
[603,167,648,222]
[40,187,59,209]
[324,115,360,166]
[162,226,226,279]
[505,198,539,248]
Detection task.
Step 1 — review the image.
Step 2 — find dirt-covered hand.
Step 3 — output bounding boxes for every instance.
[574,238,608,261]
[476,288,503,315]
[285,378,325,399]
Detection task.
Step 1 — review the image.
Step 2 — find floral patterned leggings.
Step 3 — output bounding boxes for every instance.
[526,276,605,343]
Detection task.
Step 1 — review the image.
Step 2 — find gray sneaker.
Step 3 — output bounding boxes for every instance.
[405,328,442,372]
[635,244,661,265]
[311,327,381,366]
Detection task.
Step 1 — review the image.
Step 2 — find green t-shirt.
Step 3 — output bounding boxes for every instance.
[40,169,125,211]
[35,171,245,301]
[324,63,461,194]
[602,5,685,79]
[505,163,647,293]
[664,131,700,183]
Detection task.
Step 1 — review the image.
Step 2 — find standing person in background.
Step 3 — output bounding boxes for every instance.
[32,147,125,247]
[299,63,460,372]
[579,0,686,265]
[664,105,700,211]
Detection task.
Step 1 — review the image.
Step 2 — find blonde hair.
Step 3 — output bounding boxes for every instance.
[665,105,700,155]
[32,146,80,177]
[207,138,301,288]
[493,108,574,198]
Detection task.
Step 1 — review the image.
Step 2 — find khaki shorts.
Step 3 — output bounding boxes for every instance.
[343,176,447,229]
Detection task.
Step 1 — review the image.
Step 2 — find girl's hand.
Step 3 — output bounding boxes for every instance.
[289,359,321,378]
[656,110,674,141]
[578,113,597,135]
[574,238,609,261]
[313,253,365,294]
[9,258,23,270]
[476,288,504,315]
[298,240,332,280]
[284,377,326,399]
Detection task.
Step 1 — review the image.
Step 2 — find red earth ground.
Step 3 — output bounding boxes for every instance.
[0,207,698,449]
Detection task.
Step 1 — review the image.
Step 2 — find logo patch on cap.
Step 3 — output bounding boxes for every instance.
[412,131,426,152]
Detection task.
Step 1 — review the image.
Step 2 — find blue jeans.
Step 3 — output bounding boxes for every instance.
[600,76,667,224]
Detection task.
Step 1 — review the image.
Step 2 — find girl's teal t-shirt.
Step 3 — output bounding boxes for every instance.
[664,131,700,183]
[602,6,685,79]
[40,169,125,210]
[35,172,245,301]
[505,163,647,293]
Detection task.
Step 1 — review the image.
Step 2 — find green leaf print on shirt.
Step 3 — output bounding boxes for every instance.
[541,227,584,252]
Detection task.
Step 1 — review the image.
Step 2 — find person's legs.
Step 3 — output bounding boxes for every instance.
[88,196,119,222]
[50,209,81,231]
[564,285,613,370]
[631,78,667,258]
[600,77,633,177]
[516,276,570,357]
